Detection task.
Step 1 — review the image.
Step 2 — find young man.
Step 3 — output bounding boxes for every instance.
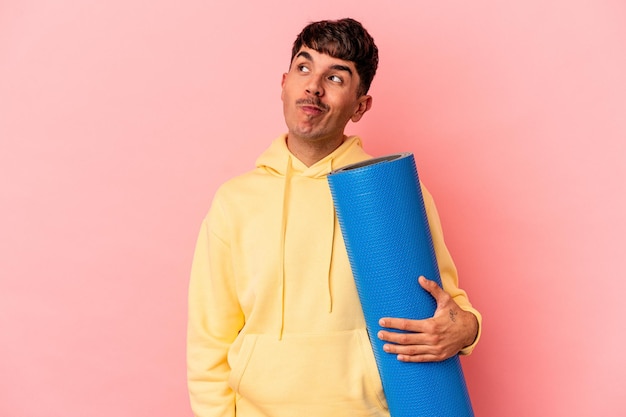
[187,18,481,417]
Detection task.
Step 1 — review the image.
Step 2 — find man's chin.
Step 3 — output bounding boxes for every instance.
[288,128,324,142]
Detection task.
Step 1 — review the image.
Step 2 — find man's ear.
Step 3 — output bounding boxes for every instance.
[351,95,373,123]
[280,73,288,101]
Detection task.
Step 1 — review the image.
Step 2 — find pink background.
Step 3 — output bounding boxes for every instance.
[2,1,625,416]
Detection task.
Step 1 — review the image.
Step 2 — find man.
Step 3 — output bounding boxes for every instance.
[187,18,481,417]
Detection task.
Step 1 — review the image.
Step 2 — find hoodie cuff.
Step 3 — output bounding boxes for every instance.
[459,307,482,356]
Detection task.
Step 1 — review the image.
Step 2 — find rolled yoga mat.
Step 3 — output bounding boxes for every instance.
[327,153,474,417]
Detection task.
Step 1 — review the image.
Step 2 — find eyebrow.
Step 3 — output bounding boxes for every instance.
[296,51,353,75]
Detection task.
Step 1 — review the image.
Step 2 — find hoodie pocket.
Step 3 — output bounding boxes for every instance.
[228,329,387,413]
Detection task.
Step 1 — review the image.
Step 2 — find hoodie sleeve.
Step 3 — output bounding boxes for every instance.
[421,184,482,355]
[187,194,244,417]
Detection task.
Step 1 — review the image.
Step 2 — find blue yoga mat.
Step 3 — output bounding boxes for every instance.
[327,153,474,417]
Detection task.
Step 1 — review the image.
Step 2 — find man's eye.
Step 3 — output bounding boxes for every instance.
[329,75,342,83]
[298,65,310,73]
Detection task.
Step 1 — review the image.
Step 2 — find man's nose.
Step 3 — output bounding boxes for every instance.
[305,76,324,96]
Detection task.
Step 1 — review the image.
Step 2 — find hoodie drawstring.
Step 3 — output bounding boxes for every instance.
[278,157,292,339]
[263,136,364,340]
[326,200,336,313]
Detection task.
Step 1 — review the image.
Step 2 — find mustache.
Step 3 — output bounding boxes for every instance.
[296,98,329,111]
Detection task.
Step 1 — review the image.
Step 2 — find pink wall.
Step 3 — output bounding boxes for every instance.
[2,1,625,416]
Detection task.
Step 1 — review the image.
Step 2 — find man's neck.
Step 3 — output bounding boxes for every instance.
[286,135,345,167]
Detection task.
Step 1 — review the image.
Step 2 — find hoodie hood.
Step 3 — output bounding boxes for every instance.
[255,134,369,337]
[256,134,368,178]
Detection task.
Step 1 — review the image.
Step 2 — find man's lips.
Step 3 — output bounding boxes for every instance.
[300,105,324,115]
[296,98,329,115]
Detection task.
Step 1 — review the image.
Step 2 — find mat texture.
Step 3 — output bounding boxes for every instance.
[327,153,474,417]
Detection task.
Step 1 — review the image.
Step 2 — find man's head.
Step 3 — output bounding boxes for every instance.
[281,18,378,155]
[290,18,378,97]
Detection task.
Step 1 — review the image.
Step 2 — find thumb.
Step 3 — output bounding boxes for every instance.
[418,276,445,303]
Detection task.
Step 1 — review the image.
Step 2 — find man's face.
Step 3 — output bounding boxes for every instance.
[281,47,372,145]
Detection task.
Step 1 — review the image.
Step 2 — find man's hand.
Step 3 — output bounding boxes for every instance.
[377,276,478,362]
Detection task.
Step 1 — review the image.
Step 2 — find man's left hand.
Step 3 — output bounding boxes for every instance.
[377,276,478,362]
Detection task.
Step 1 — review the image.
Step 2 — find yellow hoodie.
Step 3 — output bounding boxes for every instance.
[187,135,481,417]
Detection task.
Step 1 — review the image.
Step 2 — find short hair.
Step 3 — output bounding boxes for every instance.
[290,18,379,97]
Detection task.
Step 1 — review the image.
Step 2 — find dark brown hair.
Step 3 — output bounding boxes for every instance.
[290,18,379,97]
